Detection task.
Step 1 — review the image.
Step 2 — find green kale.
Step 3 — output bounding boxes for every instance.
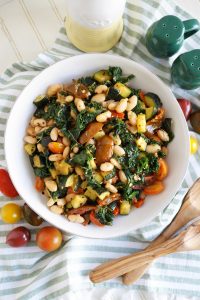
[105,118,134,145]
[79,77,97,93]
[108,66,135,84]
[54,104,71,128]
[162,118,174,142]
[135,153,159,175]
[122,185,140,202]
[124,143,139,169]
[36,127,53,143]
[70,149,88,166]
[106,86,121,101]
[104,168,116,181]
[34,167,50,178]
[95,206,114,225]
[133,100,146,114]
[157,150,167,158]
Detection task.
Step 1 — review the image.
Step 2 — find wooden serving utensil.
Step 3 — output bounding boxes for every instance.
[89,220,200,283]
[89,178,200,284]
[123,177,200,285]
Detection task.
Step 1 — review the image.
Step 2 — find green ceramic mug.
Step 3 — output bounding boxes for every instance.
[171,49,200,90]
[145,15,200,58]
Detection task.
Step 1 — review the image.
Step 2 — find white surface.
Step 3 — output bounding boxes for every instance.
[0,0,200,73]
[5,53,189,239]
[66,0,126,28]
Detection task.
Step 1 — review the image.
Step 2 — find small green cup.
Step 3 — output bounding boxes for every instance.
[145,15,200,58]
[171,49,200,90]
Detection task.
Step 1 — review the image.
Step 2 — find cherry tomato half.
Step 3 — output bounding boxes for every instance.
[177,98,192,120]
[6,226,31,247]
[0,169,19,198]
[190,136,198,155]
[22,203,43,226]
[1,203,22,224]
[36,226,63,252]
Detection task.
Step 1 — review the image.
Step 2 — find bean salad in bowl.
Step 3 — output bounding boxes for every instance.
[24,67,174,227]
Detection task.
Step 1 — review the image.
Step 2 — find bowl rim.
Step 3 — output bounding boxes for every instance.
[4,53,190,238]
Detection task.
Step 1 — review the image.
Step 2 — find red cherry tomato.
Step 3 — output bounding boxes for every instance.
[67,187,84,194]
[89,211,104,227]
[177,99,192,120]
[110,111,125,119]
[36,226,63,252]
[133,198,145,208]
[0,169,18,198]
[6,226,31,247]
[113,206,120,216]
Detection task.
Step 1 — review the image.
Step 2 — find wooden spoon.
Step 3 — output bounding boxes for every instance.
[89,220,200,283]
[89,178,200,284]
[123,177,200,285]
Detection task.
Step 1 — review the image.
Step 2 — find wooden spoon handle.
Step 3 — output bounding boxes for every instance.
[123,178,200,285]
[89,232,186,283]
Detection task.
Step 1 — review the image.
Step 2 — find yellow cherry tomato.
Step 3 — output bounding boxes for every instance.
[190,136,198,155]
[1,203,22,224]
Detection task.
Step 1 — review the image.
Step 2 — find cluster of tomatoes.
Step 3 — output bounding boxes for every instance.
[177,98,199,155]
[0,169,63,252]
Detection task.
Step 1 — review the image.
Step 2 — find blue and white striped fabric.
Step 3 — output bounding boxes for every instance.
[0,0,200,299]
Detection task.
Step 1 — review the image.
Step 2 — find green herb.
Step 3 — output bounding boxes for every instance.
[95,206,114,225]
[108,66,134,84]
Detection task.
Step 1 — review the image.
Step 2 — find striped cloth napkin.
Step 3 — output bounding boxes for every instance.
[0,0,200,299]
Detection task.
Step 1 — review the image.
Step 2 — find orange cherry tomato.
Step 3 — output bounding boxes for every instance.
[113,206,120,216]
[110,111,125,119]
[35,177,45,192]
[67,187,84,194]
[0,169,19,198]
[143,181,165,195]
[133,198,145,208]
[90,211,104,227]
[48,142,65,154]
[36,226,63,252]
[1,203,22,224]
[156,159,168,181]
[139,91,145,101]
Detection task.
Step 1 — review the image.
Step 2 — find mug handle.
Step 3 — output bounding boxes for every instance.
[183,19,200,39]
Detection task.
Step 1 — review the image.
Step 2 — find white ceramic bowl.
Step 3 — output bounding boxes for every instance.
[5,54,189,239]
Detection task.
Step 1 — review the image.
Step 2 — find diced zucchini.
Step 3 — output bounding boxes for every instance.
[93,172,103,183]
[54,160,72,175]
[84,186,97,200]
[33,155,44,168]
[144,93,162,119]
[66,202,72,209]
[114,82,131,98]
[136,137,147,151]
[71,195,87,209]
[93,70,112,83]
[137,114,146,133]
[97,191,110,200]
[120,201,131,215]
[24,143,36,156]
[65,174,78,188]
[89,158,97,169]
[49,168,58,179]
[33,95,48,108]
[81,181,88,189]
[145,107,156,120]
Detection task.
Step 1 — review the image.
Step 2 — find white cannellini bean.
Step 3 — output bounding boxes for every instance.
[74,98,85,112]
[86,138,95,146]
[27,126,35,137]
[68,214,84,224]
[108,101,117,110]
[63,146,70,159]
[65,95,74,103]
[65,193,75,203]
[49,154,63,161]
[115,98,128,113]
[157,129,169,142]
[105,182,118,193]
[91,93,106,103]
[30,117,36,127]
[96,111,111,123]
[58,130,64,137]
[109,133,121,145]
[126,122,137,134]
[113,145,125,156]
[45,180,58,192]
[33,118,46,127]
[34,126,42,134]
[73,146,79,153]
[146,144,161,153]
[100,162,114,172]
[70,153,75,158]
[126,95,138,111]
[128,111,137,126]
[47,198,55,207]
[24,136,37,144]
[70,110,77,120]
[50,127,58,141]
[95,85,108,94]
[110,158,122,169]
[47,84,63,97]
[50,205,63,214]
[119,170,128,183]
[37,143,45,152]
[62,136,70,146]
[57,198,67,207]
